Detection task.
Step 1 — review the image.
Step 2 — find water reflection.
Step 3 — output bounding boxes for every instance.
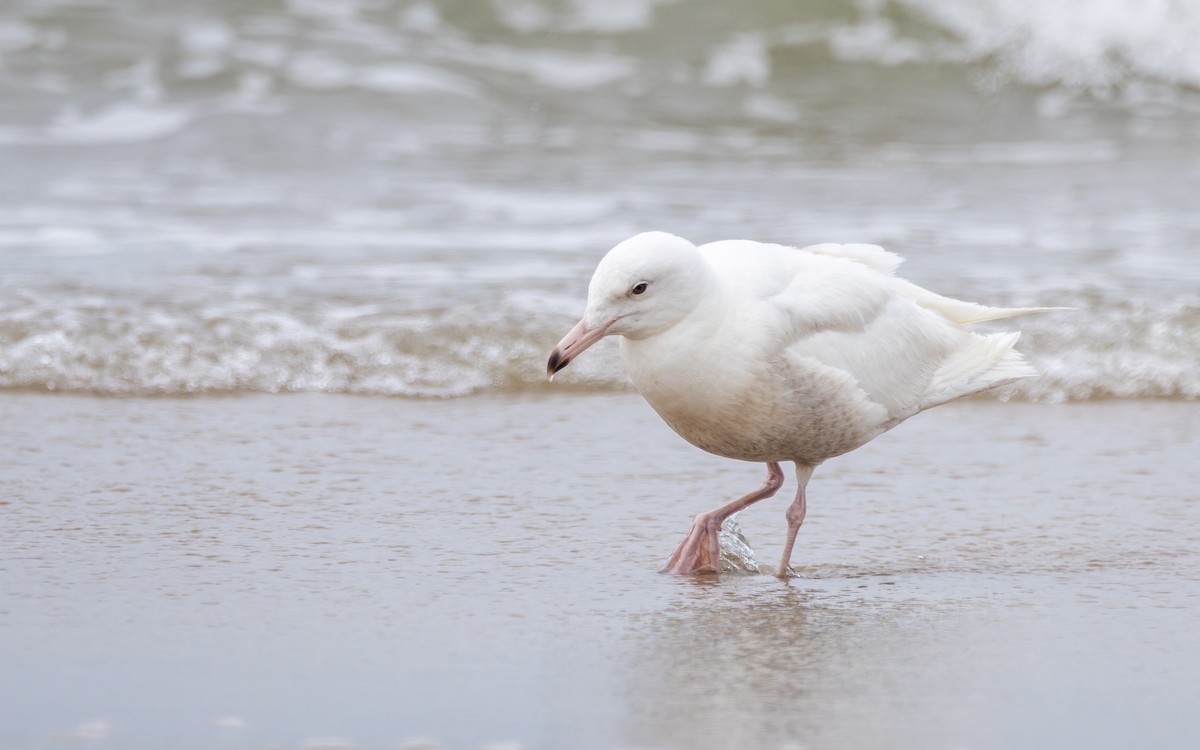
[624,575,992,750]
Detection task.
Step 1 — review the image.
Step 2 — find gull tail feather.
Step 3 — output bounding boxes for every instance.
[921,331,1037,411]
[896,279,1071,324]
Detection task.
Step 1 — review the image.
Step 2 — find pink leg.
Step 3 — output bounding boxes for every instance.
[776,464,815,578]
[661,462,785,575]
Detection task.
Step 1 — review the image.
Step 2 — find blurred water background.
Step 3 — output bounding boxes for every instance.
[1,0,1199,400]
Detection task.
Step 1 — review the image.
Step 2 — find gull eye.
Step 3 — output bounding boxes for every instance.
[631,282,649,296]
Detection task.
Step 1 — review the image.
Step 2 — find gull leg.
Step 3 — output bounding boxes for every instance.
[661,462,785,575]
[776,464,815,578]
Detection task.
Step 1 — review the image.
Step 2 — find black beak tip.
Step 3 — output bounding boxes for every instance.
[547,350,568,376]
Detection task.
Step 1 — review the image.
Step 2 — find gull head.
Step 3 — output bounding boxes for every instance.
[548,231,708,377]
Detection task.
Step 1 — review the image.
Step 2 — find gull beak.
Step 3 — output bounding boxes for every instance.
[547,318,614,379]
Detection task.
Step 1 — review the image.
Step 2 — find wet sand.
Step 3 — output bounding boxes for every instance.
[2,392,1199,750]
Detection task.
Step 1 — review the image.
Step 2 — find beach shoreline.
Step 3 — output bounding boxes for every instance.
[2,392,1199,749]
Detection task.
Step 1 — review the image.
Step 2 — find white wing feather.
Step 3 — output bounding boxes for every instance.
[705,240,1054,421]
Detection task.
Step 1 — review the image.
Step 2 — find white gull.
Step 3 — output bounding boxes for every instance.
[548,231,1061,577]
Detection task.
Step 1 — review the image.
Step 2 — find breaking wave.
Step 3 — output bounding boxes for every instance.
[1,287,1197,401]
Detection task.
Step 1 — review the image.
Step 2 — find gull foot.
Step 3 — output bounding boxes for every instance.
[660,512,721,574]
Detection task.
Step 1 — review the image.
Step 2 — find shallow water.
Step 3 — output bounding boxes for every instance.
[3,393,1199,749]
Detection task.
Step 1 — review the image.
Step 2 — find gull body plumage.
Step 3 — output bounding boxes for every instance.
[548,231,1057,577]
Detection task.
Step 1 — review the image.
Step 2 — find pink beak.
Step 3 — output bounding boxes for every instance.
[547,317,615,377]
